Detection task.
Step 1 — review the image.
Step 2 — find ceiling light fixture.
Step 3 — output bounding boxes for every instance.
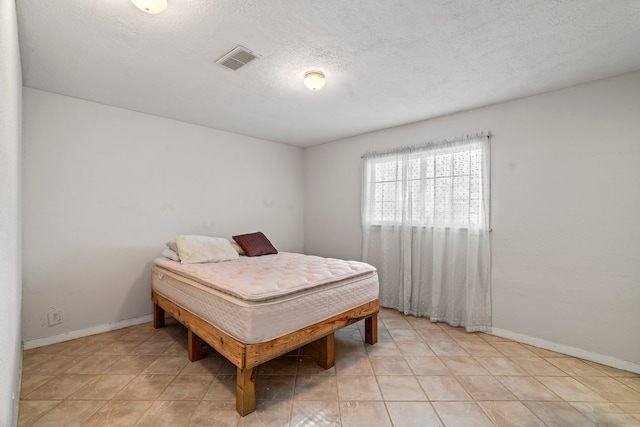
[131,0,167,14]
[304,71,326,91]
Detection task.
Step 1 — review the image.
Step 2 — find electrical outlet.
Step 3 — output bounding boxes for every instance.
[47,308,62,326]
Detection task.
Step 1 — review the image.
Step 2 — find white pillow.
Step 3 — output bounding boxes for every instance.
[176,235,240,264]
[165,240,179,253]
[161,248,180,262]
[229,241,246,256]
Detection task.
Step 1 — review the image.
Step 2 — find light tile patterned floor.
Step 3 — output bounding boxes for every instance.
[19,308,640,426]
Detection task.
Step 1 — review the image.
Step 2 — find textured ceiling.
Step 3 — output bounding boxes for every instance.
[17,0,640,147]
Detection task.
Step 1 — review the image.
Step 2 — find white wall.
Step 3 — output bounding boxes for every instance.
[0,0,23,424]
[304,71,640,369]
[22,88,304,343]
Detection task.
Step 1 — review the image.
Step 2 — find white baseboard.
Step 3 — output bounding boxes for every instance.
[23,314,154,350]
[491,327,640,374]
[21,316,640,374]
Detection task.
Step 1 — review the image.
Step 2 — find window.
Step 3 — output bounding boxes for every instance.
[363,134,489,230]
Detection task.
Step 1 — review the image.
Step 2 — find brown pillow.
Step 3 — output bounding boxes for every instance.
[232,232,278,257]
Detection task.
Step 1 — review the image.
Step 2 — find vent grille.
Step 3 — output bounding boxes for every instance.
[215,46,259,71]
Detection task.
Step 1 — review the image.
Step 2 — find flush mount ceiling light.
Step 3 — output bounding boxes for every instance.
[131,0,167,14]
[304,71,326,91]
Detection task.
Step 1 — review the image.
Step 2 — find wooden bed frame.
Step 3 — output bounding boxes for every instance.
[151,289,379,416]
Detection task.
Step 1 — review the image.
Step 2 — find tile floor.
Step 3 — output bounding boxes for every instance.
[19,307,640,426]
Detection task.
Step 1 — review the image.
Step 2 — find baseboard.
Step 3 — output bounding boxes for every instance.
[22,316,640,374]
[23,314,154,350]
[491,327,640,374]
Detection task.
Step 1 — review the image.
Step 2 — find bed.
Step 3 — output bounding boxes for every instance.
[151,251,379,415]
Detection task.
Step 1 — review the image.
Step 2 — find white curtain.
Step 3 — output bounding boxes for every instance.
[362,132,491,332]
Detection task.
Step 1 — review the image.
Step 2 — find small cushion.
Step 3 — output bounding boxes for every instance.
[229,241,246,256]
[176,235,240,264]
[233,232,278,257]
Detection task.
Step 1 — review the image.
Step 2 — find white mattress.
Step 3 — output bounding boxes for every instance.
[152,253,379,344]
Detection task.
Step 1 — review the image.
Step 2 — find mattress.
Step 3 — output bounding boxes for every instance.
[152,252,379,344]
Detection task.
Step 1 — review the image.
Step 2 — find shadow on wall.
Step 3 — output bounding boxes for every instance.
[119,257,156,322]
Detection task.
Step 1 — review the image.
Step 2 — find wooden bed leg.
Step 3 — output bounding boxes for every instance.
[236,366,258,416]
[365,313,378,345]
[318,332,335,369]
[153,303,165,329]
[188,329,204,362]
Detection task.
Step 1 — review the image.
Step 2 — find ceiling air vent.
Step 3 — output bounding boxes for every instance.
[215,46,259,71]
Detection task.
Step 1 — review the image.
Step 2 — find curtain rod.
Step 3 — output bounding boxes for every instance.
[361,130,491,159]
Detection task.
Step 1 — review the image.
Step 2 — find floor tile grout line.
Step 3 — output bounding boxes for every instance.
[394,315,623,425]
[286,356,299,425]
[19,313,640,426]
